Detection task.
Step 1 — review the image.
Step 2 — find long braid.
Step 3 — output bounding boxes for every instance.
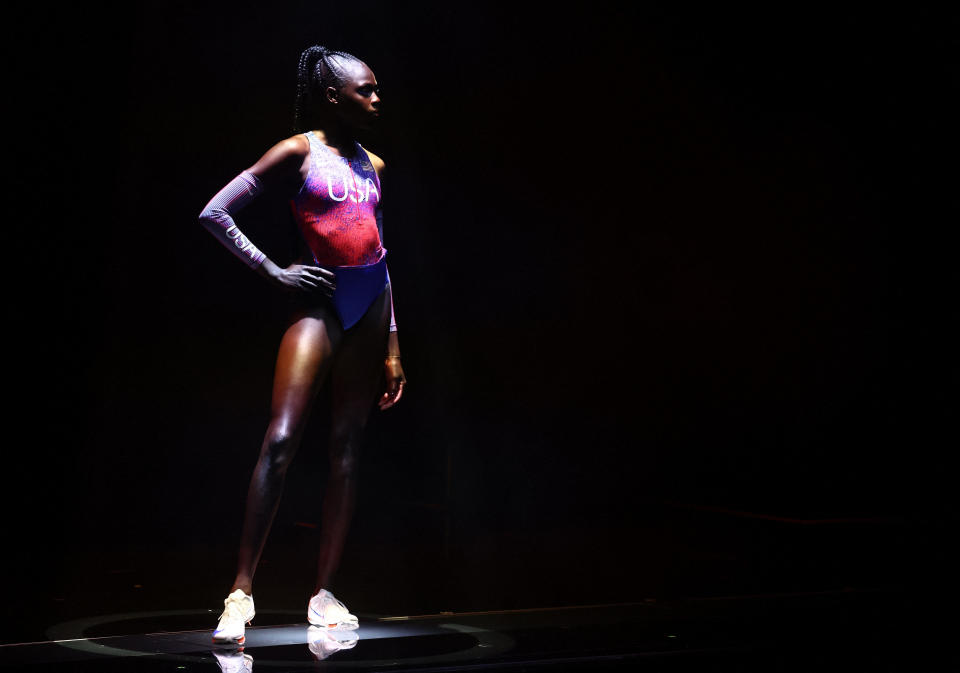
[293,44,362,133]
[294,46,327,133]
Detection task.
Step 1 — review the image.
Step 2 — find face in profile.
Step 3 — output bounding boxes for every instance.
[328,60,381,130]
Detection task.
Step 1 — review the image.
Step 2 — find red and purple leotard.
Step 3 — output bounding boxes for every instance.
[290,132,383,267]
[199,132,397,332]
[289,131,393,330]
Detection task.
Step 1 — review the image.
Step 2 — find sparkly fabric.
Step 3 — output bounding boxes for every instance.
[289,132,384,267]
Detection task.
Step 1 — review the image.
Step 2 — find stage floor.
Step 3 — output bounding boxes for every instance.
[0,587,908,671]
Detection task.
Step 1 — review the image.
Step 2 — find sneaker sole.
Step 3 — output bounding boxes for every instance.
[308,620,359,630]
[212,618,254,644]
[212,634,245,645]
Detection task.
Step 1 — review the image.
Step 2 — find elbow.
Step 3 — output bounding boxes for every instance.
[199,207,227,228]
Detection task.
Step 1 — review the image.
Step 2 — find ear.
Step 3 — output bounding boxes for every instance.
[324,86,339,105]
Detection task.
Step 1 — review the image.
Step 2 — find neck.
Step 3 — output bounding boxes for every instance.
[311,122,357,156]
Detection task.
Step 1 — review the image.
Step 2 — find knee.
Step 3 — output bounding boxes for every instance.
[261,428,298,476]
[329,452,360,479]
[329,425,363,477]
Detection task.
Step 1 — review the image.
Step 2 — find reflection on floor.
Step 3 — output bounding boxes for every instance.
[0,587,909,671]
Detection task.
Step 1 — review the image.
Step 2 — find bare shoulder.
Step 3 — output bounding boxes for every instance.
[362,145,386,179]
[246,134,310,180]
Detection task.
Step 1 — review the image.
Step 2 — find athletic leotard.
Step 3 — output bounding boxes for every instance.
[289,132,390,330]
[290,132,384,267]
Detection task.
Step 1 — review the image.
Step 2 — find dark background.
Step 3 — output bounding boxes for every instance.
[4,3,950,643]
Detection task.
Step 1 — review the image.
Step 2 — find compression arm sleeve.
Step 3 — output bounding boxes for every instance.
[386,267,398,333]
[198,170,268,268]
[377,207,398,332]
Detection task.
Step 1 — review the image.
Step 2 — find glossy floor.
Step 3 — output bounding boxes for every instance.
[0,587,914,672]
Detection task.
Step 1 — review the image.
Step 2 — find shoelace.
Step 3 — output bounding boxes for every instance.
[314,592,352,619]
[219,596,250,621]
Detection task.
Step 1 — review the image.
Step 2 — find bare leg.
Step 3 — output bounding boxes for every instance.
[314,287,391,593]
[231,303,343,595]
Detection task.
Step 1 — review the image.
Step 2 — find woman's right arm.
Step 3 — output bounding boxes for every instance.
[198,136,335,296]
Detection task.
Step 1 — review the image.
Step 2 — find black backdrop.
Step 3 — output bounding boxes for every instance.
[5,3,949,630]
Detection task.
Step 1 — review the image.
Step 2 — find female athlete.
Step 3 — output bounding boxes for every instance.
[198,44,406,646]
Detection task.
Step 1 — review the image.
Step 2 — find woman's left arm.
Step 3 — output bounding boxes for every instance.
[379,244,406,410]
[369,150,406,410]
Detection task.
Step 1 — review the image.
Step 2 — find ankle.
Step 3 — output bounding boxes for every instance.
[231,581,253,596]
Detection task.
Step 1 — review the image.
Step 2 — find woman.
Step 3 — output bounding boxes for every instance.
[199,44,406,646]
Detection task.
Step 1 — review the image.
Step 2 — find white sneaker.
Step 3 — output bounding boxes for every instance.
[307,625,359,660]
[307,588,359,629]
[213,589,256,645]
[212,649,254,672]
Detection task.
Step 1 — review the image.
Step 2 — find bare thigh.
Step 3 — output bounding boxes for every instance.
[270,301,345,441]
[328,286,391,450]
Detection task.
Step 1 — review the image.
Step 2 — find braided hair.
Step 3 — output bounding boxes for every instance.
[294,45,365,133]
